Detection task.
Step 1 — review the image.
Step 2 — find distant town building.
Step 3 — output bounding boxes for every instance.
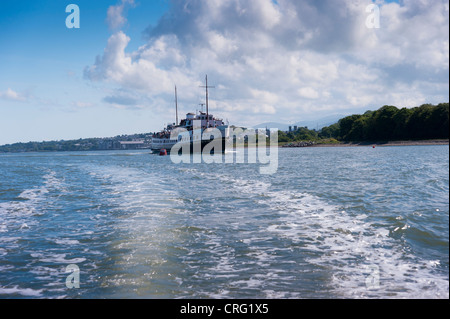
[119,140,150,150]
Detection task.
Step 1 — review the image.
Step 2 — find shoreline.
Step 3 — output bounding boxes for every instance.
[0,139,448,154]
[309,139,449,147]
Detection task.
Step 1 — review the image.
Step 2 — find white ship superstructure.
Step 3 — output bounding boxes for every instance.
[150,76,230,153]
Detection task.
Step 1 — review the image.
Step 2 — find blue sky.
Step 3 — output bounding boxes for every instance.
[0,0,168,145]
[0,0,448,145]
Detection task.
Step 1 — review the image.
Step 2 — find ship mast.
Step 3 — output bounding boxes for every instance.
[175,85,178,125]
[200,75,215,128]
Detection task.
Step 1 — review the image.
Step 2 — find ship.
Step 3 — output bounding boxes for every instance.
[150,76,230,154]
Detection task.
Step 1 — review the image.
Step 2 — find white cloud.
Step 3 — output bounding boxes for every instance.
[0,88,28,102]
[72,101,93,108]
[298,87,320,100]
[84,31,193,96]
[106,0,135,30]
[86,0,449,127]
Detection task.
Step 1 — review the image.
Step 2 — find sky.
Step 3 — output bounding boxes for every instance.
[0,0,448,145]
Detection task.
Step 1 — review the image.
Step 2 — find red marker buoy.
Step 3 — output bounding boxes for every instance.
[159,149,167,156]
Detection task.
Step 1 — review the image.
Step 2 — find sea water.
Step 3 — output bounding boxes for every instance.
[0,146,448,298]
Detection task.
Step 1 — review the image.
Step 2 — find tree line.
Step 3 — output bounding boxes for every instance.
[279,102,448,143]
[321,103,449,141]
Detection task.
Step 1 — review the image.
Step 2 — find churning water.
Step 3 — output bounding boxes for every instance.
[0,145,448,298]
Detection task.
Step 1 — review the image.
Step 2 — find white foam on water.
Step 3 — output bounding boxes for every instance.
[84,164,186,294]
[208,173,449,299]
[59,162,447,299]
[31,252,86,264]
[0,170,64,217]
[54,238,80,245]
[28,265,63,283]
[0,286,43,297]
[0,170,68,274]
[267,191,447,298]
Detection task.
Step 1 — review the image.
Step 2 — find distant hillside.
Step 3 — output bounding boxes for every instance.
[0,133,153,153]
[254,114,345,131]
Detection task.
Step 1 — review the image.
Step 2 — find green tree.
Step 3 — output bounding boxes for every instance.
[392,107,413,140]
[339,114,362,141]
[278,130,289,143]
[319,123,340,139]
[370,105,399,140]
[347,116,369,141]
[432,103,449,138]
[407,104,433,139]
